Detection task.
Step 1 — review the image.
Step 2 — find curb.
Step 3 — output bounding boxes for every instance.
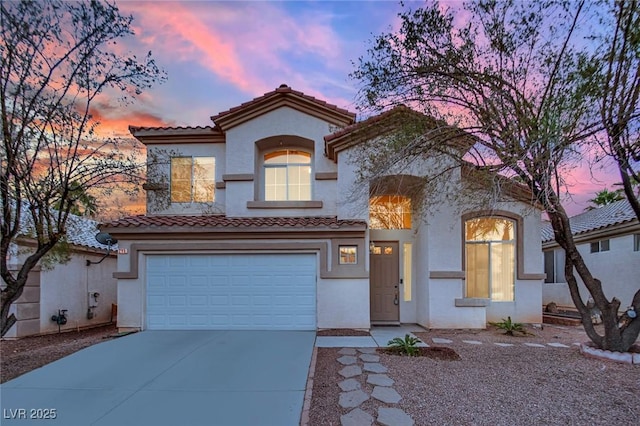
[579,343,640,365]
[300,345,318,426]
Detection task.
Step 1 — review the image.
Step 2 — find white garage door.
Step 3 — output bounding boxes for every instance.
[146,253,316,330]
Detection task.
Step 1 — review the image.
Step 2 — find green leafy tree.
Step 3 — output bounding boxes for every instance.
[352,0,639,351]
[585,188,625,210]
[0,0,165,337]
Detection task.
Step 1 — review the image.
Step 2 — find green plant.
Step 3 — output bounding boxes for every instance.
[490,317,526,336]
[387,334,421,356]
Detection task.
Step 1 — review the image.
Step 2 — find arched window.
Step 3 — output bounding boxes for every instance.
[465,217,515,301]
[369,195,412,229]
[264,150,311,201]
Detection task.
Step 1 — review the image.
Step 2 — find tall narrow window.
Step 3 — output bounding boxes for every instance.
[369,195,412,229]
[264,150,311,201]
[465,217,515,301]
[170,157,215,203]
[403,243,412,302]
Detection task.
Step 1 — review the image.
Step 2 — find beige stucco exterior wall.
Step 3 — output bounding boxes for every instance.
[146,143,227,216]
[223,107,339,218]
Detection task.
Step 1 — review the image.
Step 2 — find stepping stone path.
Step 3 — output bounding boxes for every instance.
[337,348,415,426]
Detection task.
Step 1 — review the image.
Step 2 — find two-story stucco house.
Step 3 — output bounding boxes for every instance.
[101,84,545,332]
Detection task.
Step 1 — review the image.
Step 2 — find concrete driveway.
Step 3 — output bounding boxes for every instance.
[1,330,316,426]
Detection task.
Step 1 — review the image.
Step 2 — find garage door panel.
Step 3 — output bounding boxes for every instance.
[146,253,316,330]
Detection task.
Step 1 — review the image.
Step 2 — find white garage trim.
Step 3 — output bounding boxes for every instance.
[146,253,316,330]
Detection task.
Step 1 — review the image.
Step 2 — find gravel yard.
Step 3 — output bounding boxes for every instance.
[0,324,117,383]
[309,325,640,425]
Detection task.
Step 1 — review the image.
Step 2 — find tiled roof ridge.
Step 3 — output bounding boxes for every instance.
[324,105,416,143]
[211,84,356,121]
[101,215,367,229]
[128,125,217,132]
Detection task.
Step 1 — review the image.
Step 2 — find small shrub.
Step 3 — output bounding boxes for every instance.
[387,334,421,356]
[490,316,526,336]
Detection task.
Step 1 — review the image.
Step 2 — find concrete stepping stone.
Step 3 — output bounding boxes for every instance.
[359,353,380,362]
[337,355,358,365]
[432,337,452,344]
[547,342,569,348]
[358,347,378,354]
[494,343,514,347]
[377,407,414,426]
[339,348,357,355]
[339,365,362,378]
[338,378,361,392]
[363,363,387,373]
[341,408,373,426]
[462,340,482,345]
[524,343,546,348]
[372,386,402,404]
[367,374,394,386]
[339,389,369,408]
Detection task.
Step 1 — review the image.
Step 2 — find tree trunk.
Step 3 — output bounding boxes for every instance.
[547,199,639,352]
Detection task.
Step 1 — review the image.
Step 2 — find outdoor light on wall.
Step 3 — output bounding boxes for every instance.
[369,241,376,254]
[86,232,118,266]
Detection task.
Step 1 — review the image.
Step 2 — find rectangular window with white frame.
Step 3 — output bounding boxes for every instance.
[170,157,215,203]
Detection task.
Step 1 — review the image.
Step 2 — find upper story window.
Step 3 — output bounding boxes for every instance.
[369,195,412,229]
[170,157,215,203]
[590,239,610,253]
[465,217,515,301]
[634,234,640,252]
[264,150,311,201]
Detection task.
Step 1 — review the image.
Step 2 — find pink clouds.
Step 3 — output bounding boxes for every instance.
[119,1,345,98]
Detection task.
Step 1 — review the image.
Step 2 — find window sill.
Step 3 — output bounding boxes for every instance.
[455,298,489,307]
[247,201,323,209]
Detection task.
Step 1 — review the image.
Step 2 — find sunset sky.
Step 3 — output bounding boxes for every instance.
[99,0,618,216]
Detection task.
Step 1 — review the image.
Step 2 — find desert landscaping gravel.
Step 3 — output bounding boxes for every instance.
[0,324,116,383]
[309,325,639,425]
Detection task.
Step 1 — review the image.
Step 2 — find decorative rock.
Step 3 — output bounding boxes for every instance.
[339,389,369,408]
[494,343,514,347]
[337,355,358,365]
[338,348,357,355]
[524,343,546,348]
[462,340,483,345]
[372,386,402,404]
[580,343,634,365]
[338,378,361,392]
[377,407,414,426]
[341,408,373,426]
[432,338,452,344]
[547,342,569,348]
[359,353,380,362]
[339,365,362,378]
[367,374,394,386]
[357,347,378,354]
[363,363,388,373]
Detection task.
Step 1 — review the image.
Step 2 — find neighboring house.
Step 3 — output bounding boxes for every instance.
[542,199,640,309]
[101,84,545,332]
[4,213,117,338]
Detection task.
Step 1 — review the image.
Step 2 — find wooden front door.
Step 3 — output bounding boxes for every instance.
[370,241,399,323]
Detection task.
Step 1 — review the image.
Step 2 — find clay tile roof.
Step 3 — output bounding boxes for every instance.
[210,84,356,130]
[128,125,216,133]
[101,215,367,231]
[541,199,637,242]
